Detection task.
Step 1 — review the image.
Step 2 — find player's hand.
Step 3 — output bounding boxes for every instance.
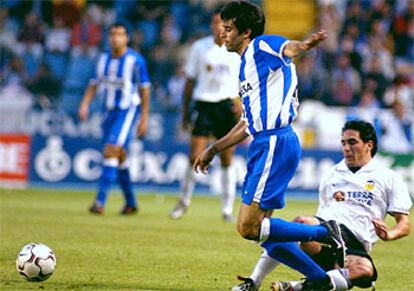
[193,145,217,174]
[78,103,89,121]
[372,218,390,241]
[304,29,327,50]
[137,118,148,138]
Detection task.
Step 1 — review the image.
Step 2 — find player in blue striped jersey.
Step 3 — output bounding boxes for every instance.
[79,23,150,215]
[194,1,344,290]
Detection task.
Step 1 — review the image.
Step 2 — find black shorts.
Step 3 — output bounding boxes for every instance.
[313,217,378,288]
[191,99,238,139]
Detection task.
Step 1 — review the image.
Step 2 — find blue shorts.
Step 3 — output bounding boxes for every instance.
[101,106,140,148]
[241,126,301,210]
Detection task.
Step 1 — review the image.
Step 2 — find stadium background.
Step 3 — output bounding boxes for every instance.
[0,0,412,196]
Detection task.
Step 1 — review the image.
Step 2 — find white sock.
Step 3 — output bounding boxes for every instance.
[180,164,195,206]
[259,218,270,242]
[327,269,350,291]
[221,166,236,215]
[250,250,280,286]
[103,157,119,167]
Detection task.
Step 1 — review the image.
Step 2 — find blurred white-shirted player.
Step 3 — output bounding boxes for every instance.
[170,10,242,221]
[79,23,150,215]
[240,120,412,291]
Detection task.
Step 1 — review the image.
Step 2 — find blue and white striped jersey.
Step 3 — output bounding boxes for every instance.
[91,48,150,110]
[239,35,299,135]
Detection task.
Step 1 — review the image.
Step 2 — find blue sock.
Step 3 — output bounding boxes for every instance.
[118,168,137,208]
[262,240,327,282]
[268,218,328,242]
[96,162,118,206]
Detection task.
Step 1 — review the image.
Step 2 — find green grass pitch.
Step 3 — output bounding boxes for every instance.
[1,188,413,290]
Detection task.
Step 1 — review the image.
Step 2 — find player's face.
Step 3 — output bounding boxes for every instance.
[211,13,223,41]
[221,19,245,54]
[109,26,128,52]
[341,129,373,167]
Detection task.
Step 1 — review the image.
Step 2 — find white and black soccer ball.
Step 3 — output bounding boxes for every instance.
[16,243,56,282]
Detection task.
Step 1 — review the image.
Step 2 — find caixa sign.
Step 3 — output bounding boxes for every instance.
[29,135,250,193]
[29,134,351,193]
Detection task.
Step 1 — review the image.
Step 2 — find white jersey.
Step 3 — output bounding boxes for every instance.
[185,36,240,103]
[316,159,412,252]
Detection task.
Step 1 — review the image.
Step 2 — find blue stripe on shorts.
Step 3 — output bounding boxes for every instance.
[241,126,301,210]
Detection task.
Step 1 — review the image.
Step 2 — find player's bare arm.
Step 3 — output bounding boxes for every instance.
[137,86,150,138]
[283,29,327,59]
[182,78,195,131]
[372,213,411,241]
[79,84,97,121]
[193,120,248,174]
[232,97,243,120]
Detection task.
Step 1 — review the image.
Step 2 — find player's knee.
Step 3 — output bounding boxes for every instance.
[219,153,233,167]
[293,216,315,225]
[220,160,232,167]
[103,145,121,158]
[355,264,374,279]
[236,220,260,240]
[352,265,375,288]
[119,148,127,163]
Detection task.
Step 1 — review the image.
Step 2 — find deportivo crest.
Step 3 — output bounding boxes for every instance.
[333,191,346,202]
[365,180,375,191]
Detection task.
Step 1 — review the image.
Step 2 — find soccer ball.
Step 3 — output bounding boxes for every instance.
[16,243,56,282]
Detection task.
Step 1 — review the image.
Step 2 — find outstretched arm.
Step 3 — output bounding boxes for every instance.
[372,213,411,241]
[136,86,151,138]
[79,83,97,121]
[193,120,249,174]
[283,29,327,59]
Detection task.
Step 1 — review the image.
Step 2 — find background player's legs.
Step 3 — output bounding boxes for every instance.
[219,146,236,221]
[170,136,209,219]
[118,149,137,214]
[91,144,121,214]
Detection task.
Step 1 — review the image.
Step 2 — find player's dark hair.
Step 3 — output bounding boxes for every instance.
[342,120,378,157]
[220,0,265,40]
[109,22,129,35]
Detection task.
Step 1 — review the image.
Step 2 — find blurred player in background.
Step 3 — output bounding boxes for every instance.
[193,1,351,290]
[238,120,411,291]
[79,23,151,215]
[169,10,242,221]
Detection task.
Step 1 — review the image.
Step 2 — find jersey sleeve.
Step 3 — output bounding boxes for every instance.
[386,171,412,215]
[135,56,151,88]
[257,35,291,66]
[184,41,200,79]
